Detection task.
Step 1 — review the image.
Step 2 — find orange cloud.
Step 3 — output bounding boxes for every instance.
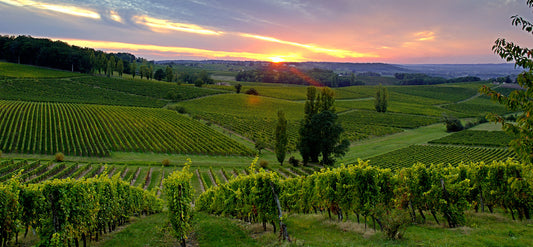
[0,0,100,19]
[109,10,122,23]
[133,15,223,35]
[414,31,436,41]
[239,33,379,59]
[62,38,307,61]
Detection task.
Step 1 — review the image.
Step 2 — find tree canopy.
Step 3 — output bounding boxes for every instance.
[298,87,349,165]
[480,0,533,163]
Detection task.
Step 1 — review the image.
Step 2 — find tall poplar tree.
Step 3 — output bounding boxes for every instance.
[374,85,388,113]
[275,110,288,165]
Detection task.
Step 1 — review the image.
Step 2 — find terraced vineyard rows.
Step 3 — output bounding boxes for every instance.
[1,159,319,201]
[429,130,515,147]
[0,78,168,107]
[441,96,511,117]
[0,100,254,156]
[367,145,516,170]
[74,76,224,101]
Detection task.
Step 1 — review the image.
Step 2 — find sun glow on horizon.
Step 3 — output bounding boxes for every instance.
[269,56,285,63]
[62,38,308,62]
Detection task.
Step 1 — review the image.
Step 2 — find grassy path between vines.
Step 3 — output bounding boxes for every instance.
[106,210,533,246]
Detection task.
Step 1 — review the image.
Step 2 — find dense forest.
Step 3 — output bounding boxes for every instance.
[0,35,144,75]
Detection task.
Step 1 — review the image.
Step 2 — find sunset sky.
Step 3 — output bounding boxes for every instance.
[1,0,533,63]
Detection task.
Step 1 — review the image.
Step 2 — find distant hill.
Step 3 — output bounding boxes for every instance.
[398,63,523,79]
[156,60,522,79]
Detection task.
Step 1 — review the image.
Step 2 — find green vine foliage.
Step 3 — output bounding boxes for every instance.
[198,158,532,234]
[0,173,163,246]
[163,163,194,246]
[197,158,281,230]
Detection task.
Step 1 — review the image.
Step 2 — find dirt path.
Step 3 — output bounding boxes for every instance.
[219,169,229,183]
[208,169,218,187]
[157,171,164,196]
[143,167,153,190]
[195,169,206,192]
[130,167,141,186]
[76,165,92,179]
[285,168,300,177]
[276,168,289,178]
[121,167,129,179]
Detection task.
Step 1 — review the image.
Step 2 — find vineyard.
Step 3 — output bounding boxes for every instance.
[441,96,511,117]
[429,130,515,147]
[0,100,253,156]
[198,159,533,242]
[0,78,168,108]
[366,145,515,170]
[0,173,163,247]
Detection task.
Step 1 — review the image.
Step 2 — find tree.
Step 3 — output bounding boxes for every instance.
[116,59,124,77]
[165,66,173,82]
[194,78,204,87]
[310,111,350,165]
[97,53,106,74]
[443,114,464,132]
[235,83,242,93]
[275,110,288,165]
[375,85,388,112]
[106,59,113,77]
[154,68,165,81]
[480,0,533,164]
[298,86,348,165]
[130,61,137,79]
[199,70,214,84]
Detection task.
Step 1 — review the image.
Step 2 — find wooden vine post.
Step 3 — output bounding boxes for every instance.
[270,181,290,241]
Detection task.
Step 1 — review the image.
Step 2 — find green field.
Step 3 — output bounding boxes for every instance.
[0,61,79,78]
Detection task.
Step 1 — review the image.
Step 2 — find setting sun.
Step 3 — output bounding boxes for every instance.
[269,56,285,63]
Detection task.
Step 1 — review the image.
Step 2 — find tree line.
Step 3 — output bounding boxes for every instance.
[236,65,364,87]
[0,35,144,75]
[394,73,481,85]
[0,35,216,86]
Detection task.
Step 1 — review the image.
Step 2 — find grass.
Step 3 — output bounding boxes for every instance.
[0,61,79,78]
[194,212,261,247]
[190,211,533,247]
[96,213,178,247]
[340,123,452,164]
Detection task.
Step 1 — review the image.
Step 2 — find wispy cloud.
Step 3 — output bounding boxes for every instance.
[239,33,378,58]
[0,0,100,19]
[133,15,223,35]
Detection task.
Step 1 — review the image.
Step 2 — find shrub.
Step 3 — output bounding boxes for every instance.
[288,156,300,166]
[443,115,464,132]
[379,208,411,240]
[235,84,242,94]
[245,88,259,95]
[55,152,65,162]
[162,159,171,167]
[259,160,268,168]
[176,106,187,114]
